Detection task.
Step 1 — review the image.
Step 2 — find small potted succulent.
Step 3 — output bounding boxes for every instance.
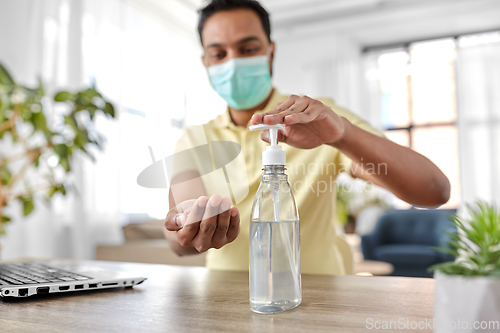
[429,202,500,333]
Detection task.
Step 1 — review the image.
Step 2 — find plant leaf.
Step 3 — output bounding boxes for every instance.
[429,261,476,276]
[87,104,97,119]
[429,202,500,276]
[59,156,70,172]
[64,115,79,131]
[32,110,48,131]
[487,268,500,277]
[22,197,35,216]
[46,186,57,199]
[104,102,115,117]
[57,184,66,195]
[0,63,15,86]
[429,246,459,258]
[37,77,45,96]
[1,165,12,186]
[54,144,69,158]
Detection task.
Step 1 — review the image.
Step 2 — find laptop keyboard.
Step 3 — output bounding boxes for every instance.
[0,262,91,285]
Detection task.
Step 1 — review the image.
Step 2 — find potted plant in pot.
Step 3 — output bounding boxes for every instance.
[0,62,115,253]
[429,202,500,333]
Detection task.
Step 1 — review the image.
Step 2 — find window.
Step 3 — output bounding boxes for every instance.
[376,39,460,208]
[371,31,500,209]
[115,7,225,221]
[83,3,226,222]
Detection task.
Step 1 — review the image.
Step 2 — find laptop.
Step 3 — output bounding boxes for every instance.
[0,260,146,298]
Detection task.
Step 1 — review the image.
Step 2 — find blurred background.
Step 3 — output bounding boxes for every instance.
[0,0,499,271]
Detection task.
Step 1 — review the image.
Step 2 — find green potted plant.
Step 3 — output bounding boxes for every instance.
[429,202,500,333]
[0,62,115,244]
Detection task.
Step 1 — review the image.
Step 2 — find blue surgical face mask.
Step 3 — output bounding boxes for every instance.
[207,55,272,110]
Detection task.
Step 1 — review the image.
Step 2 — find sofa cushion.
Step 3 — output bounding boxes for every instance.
[373,244,438,266]
[375,209,456,246]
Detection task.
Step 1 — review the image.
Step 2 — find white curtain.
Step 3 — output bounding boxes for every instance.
[0,0,123,260]
[456,40,500,206]
[273,33,372,121]
[0,0,220,260]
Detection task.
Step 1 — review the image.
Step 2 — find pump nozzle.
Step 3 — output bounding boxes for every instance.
[249,124,286,166]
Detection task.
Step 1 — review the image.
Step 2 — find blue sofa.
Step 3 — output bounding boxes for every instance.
[361,209,457,277]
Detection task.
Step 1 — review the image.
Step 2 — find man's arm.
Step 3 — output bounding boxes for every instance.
[251,94,450,207]
[333,118,450,207]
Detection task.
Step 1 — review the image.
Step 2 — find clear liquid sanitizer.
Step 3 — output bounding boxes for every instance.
[248,124,301,314]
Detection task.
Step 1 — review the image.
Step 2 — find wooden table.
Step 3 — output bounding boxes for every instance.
[0,260,435,332]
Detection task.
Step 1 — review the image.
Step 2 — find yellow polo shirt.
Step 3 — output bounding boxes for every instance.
[170,89,382,275]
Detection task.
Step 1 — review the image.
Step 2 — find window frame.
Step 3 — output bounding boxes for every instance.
[382,40,458,149]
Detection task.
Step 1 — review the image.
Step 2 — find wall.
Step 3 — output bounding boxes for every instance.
[273,30,370,124]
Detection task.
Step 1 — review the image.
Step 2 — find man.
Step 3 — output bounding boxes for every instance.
[164,0,450,274]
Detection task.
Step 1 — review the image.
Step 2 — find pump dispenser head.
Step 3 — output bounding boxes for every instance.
[249,124,286,166]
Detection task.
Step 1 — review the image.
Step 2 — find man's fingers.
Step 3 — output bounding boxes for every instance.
[260,100,289,116]
[251,113,264,125]
[276,94,299,112]
[212,197,232,248]
[165,205,179,231]
[193,194,221,252]
[183,196,209,226]
[251,96,299,125]
[262,99,309,125]
[176,221,200,247]
[164,211,186,231]
[284,104,320,125]
[226,206,240,243]
[276,130,288,143]
[251,102,283,124]
[265,96,298,117]
[174,199,197,214]
[262,110,292,125]
[175,196,208,247]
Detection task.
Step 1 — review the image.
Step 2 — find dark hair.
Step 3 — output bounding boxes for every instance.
[198,0,271,45]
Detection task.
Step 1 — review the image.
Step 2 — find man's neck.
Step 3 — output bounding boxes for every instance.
[228,88,275,127]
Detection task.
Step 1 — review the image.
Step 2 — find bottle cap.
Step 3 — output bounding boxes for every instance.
[249,124,286,165]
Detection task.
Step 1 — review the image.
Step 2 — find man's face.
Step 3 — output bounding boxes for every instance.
[201,8,274,72]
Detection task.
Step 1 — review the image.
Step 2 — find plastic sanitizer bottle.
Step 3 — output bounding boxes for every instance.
[248,124,301,314]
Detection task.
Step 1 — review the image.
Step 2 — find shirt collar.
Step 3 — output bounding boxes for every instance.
[214,88,284,129]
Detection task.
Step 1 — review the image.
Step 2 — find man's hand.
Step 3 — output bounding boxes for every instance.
[164,195,240,253]
[251,94,347,149]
